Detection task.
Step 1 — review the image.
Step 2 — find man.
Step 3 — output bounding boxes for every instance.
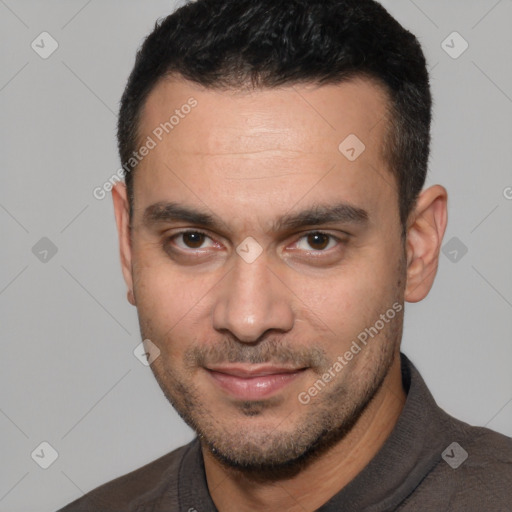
[59,0,512,510]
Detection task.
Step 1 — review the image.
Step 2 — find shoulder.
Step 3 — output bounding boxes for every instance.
[454,422,512,487]
[440,408,512,475]
[57,440,195,511]
[403,415,512,510]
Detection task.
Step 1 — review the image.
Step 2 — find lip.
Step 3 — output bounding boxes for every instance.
[206,365,307,400]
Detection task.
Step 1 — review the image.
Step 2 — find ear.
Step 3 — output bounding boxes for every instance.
[112,182,136,306]
[404,185,448,303]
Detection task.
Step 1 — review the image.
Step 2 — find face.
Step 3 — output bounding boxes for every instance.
[120,77,408,470]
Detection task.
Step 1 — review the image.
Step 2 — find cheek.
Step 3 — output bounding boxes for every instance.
[289,249,401,346]
[132,255,220,358]
[133,264,196,339]
[133,241,191,308]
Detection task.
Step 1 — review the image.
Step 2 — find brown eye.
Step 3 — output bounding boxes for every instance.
[306,232,330,250]
[165,230,220,260]
[181,232,206,248]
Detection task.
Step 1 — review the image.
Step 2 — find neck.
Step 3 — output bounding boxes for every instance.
[202,353,406,512]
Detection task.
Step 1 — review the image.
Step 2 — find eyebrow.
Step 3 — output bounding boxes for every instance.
[273,203,368,231]
[143,201,369,233]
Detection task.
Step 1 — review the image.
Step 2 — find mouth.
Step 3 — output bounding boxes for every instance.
[205,364,308,400]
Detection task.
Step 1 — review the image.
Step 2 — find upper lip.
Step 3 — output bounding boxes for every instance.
[206,365,306,378]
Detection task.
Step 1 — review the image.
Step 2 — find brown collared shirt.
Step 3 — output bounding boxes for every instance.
[58,354,512,511]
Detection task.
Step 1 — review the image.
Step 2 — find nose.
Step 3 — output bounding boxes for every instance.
[212,253,294,343]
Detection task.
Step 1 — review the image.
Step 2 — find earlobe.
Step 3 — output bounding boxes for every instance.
[404,185,448,303]
[112,183,136,306]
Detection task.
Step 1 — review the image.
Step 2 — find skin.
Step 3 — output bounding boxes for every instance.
[112,76,448,511]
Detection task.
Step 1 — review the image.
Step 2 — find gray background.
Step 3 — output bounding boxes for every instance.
[1,1,511,510]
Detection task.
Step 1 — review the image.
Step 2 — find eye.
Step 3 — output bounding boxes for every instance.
[172,231,217,250]
[294,232,339,251]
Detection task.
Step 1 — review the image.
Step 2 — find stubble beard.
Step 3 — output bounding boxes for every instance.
[141,304,403,480]
[136,252,407,480]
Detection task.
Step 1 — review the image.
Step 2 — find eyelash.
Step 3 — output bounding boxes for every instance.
[166,229,344,254]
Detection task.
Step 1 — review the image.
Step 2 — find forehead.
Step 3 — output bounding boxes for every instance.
[133,76,397,228]
[140,76,390,156]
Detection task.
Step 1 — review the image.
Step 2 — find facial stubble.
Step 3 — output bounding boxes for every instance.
[139,284,405,481]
